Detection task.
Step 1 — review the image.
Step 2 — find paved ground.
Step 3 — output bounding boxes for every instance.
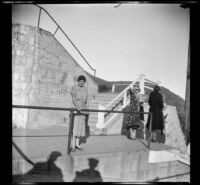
[12,126,174,159]
[12,126,189,183]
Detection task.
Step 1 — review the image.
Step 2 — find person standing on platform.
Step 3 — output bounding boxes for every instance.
[146,85,164,142]
[71,75,89,152]
[126,86,141,140]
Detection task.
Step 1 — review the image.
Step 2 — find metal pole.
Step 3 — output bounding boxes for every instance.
[184,18,190,145]
[67,111,74,155]
[37,8,42,28]
[148,112,152,149]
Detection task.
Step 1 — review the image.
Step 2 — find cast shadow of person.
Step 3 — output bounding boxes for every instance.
[73,158,103,182]
[13,151,64,182]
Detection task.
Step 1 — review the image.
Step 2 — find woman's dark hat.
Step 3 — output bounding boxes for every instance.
[77,75,86,82]
[154,85,160,92]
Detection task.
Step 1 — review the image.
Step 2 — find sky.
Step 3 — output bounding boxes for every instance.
[12,3,189,99]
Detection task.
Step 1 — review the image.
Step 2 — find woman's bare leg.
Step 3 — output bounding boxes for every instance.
[76,137,80,147]
[72,136,76,150]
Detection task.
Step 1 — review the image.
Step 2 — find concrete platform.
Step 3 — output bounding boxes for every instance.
[12,127,190,182]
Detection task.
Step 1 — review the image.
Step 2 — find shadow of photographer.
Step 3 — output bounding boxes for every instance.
[13,151,64,182]
[73,158,103,182]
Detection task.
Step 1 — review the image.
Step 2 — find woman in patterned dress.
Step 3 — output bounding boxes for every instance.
[71,75,89,151]
[126,86,141,139]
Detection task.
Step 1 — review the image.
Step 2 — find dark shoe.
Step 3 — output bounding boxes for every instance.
[75,146,84,151]
[129,137,136,140]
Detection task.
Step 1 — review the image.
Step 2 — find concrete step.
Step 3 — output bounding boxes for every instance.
[88,93,118,128]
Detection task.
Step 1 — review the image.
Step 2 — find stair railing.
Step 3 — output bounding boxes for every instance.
[105,77,140,110]
[33,4,96,77]
[102,77,140,128]
[96,75,158,130]
[102,77,158,129]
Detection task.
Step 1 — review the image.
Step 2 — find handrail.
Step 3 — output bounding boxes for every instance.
[112,83,130,86]
[13,104,76,111]
[12,104,152,155]
[104,79,155,128]
[144,78,158,85]
[146,172,190,182]
[105,77,140,109]
[12,105,150,114]
[144,85,154,90]
[33,4,96,77]
[104,99,130,128]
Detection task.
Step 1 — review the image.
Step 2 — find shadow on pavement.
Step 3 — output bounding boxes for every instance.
[12,141,35,166]
[13,151,64,183]
[73,158,103,182]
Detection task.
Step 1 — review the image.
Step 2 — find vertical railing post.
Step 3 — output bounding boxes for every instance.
[123,91,127,106]
[112,84,115,93]
[97,105,105,134]
[67,110,74,155]
[37,8,42,28]
[139,74,145,95]
[148,112,153,149]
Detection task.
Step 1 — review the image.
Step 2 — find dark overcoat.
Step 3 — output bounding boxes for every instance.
[146,91,164,130]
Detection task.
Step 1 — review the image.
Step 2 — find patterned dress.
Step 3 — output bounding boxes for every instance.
[71,85,88,137]
[126,89,140,130]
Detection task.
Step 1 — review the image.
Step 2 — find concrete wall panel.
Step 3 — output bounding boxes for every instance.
[12,24,98,128]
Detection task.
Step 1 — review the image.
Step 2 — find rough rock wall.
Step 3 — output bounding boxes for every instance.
[12,24,98,128]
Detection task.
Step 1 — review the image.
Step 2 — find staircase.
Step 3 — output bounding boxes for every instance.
[88,93,118,134]
[87,77,141,135]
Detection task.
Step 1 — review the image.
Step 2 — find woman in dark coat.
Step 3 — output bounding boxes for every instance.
[126,86,141,139]
[146,85,164,142]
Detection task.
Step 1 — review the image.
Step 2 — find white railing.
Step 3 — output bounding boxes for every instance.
[103,77,140,128]
[96,79,138,129]
[96,75,159,131]
[144,85,154,90]
[105,77,140,110]
[103,98,130,128]
[112,83,130,93]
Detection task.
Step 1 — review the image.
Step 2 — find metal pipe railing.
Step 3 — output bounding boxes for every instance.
[34,4,96,77]
[37,7,42,28]
[12,105,152,155]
